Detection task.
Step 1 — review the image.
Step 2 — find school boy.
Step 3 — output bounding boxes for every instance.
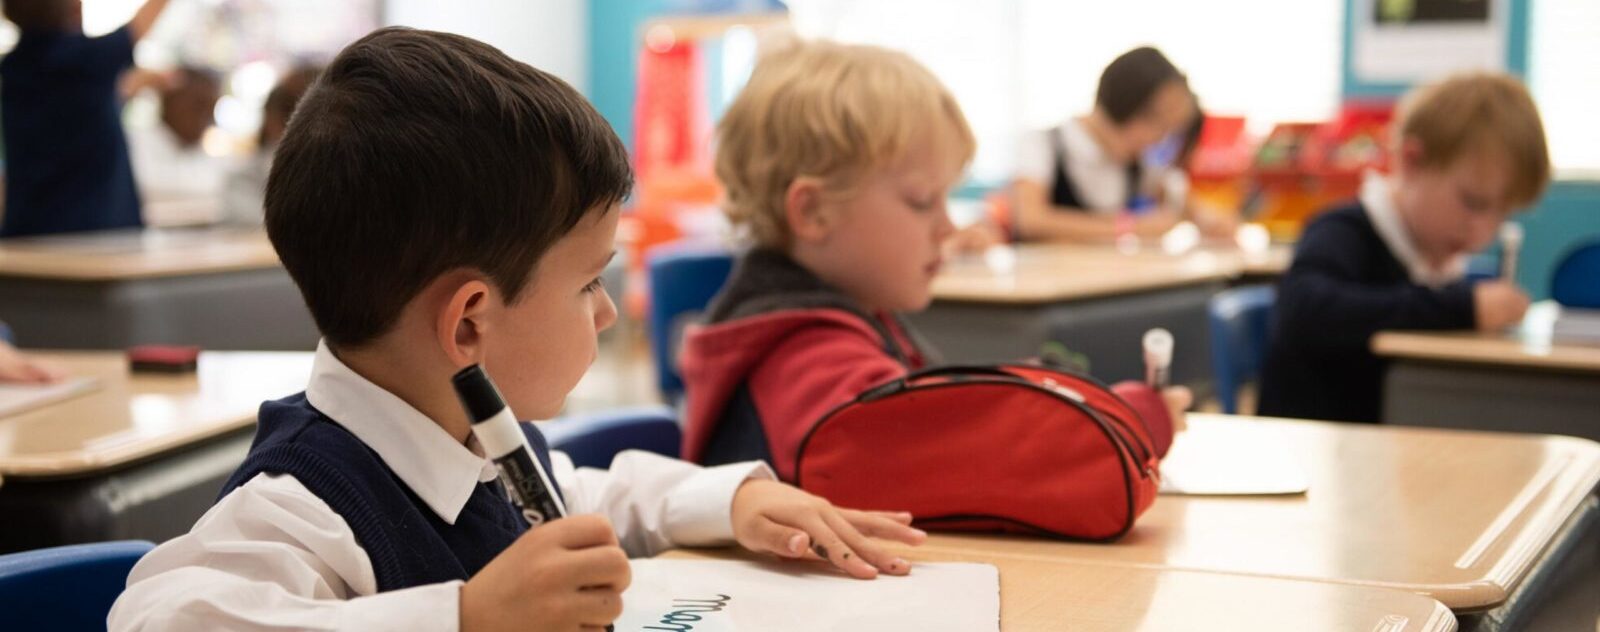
[1259,73,1548,423]
[110,28,924,632]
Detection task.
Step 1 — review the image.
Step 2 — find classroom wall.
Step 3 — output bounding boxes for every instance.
[384,0,587,92]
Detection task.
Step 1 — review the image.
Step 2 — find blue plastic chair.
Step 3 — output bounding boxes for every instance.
[542,406,682,469]
[646,243,735,403]
[1208,285,1277,414]
[1551,239,1600,309]
[0,540,155,631]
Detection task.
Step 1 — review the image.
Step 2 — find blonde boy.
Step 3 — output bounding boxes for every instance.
[681,41,1187,478]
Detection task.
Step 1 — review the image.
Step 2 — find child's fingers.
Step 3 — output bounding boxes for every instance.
[1161,386,1193,411]
[793,514,878,579]
[743,518,812,559]
[840,510,927,545]
[823,512,910,577]
[21,361,66,384]
[569,587,625,628]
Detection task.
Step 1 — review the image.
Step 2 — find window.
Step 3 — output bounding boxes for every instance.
[787,0,1343,185]
[1530,0,1600,174]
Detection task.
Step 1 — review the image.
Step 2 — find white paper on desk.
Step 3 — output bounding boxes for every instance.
[0,377,100,419]
[1158,425,1309,495]
[613,560,999,632]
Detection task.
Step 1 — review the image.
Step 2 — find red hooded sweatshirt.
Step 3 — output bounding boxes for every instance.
[679,249,1173,481]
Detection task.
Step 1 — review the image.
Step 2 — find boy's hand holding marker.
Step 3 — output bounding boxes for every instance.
[455,365,627,632]
[1475,223,1532,333]
[462,514,630,632]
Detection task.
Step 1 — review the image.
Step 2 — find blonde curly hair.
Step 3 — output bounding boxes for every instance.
[714,40,976,248]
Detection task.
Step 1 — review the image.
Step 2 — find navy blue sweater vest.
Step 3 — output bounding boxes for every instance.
[219,393,560,592]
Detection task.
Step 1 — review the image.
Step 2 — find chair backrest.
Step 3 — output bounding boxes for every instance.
[1552,239,1600,309]
[0,540,155,631]
[646,243,735,403]
[1208,285,1277,414]
[541,406,682,469]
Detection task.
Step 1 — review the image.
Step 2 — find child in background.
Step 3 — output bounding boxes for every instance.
[0,0,171,237]
[1010,46,1225,243]
[1258,73,1547,424]
[110,28,923,632]
[679,41,1190,480]
[126,65,230,225]
[220,64,322,224]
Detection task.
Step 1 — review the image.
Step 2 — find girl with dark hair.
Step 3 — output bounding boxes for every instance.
[1011,46,1211,243]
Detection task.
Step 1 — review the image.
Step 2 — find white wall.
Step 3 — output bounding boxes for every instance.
[384,0,588,93]
[787,0,1343,184]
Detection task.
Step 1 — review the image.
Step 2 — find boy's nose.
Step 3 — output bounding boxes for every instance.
[595,288,619,333]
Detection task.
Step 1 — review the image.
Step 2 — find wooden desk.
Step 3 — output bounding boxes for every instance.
[0,227,317,350]
[0,351,313,552]
[1374,302,1600,441]
[910,245,1244,388]
[661,547,1457,631]
[902,414,1600,618]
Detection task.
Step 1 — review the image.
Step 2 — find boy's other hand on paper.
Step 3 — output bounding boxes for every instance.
[731,479,927,580]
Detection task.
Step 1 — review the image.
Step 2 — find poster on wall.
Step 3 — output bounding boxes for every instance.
[1352,0,1508,84]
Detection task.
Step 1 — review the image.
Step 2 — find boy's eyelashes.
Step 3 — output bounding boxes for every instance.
[904,193,942,212]
[1457,190,1493,213]
[582,277,605,294]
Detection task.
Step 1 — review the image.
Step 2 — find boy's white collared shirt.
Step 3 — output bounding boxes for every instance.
[1359,170,1468,289]
[109,341,773,632]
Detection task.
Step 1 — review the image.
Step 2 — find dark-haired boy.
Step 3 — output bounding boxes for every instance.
[109,28,923,632]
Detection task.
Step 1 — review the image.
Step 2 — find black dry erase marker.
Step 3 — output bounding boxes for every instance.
[454,367,619,632]
[452,365,568,527]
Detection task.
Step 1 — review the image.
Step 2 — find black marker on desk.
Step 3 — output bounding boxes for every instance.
[452,364,567,527]
[1143,328,1173,388]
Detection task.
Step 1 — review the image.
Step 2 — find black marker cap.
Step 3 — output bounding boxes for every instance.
[451,364,506,424]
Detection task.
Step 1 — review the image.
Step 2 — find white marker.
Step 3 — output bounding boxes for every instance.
[453,365,567,527]
[1500,223,1524,282]
[1143,328,1174,388]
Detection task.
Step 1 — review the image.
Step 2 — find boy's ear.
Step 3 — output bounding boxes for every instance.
[784,176,832,243]
[435,277,494,369]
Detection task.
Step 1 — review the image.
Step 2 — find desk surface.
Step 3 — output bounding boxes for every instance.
[0,227,280,281]
[1373,302,1600,373]
[932,244,1285,304]
[906,414,1600,612]
[0,351,312,477]
[662,547,1456,632]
